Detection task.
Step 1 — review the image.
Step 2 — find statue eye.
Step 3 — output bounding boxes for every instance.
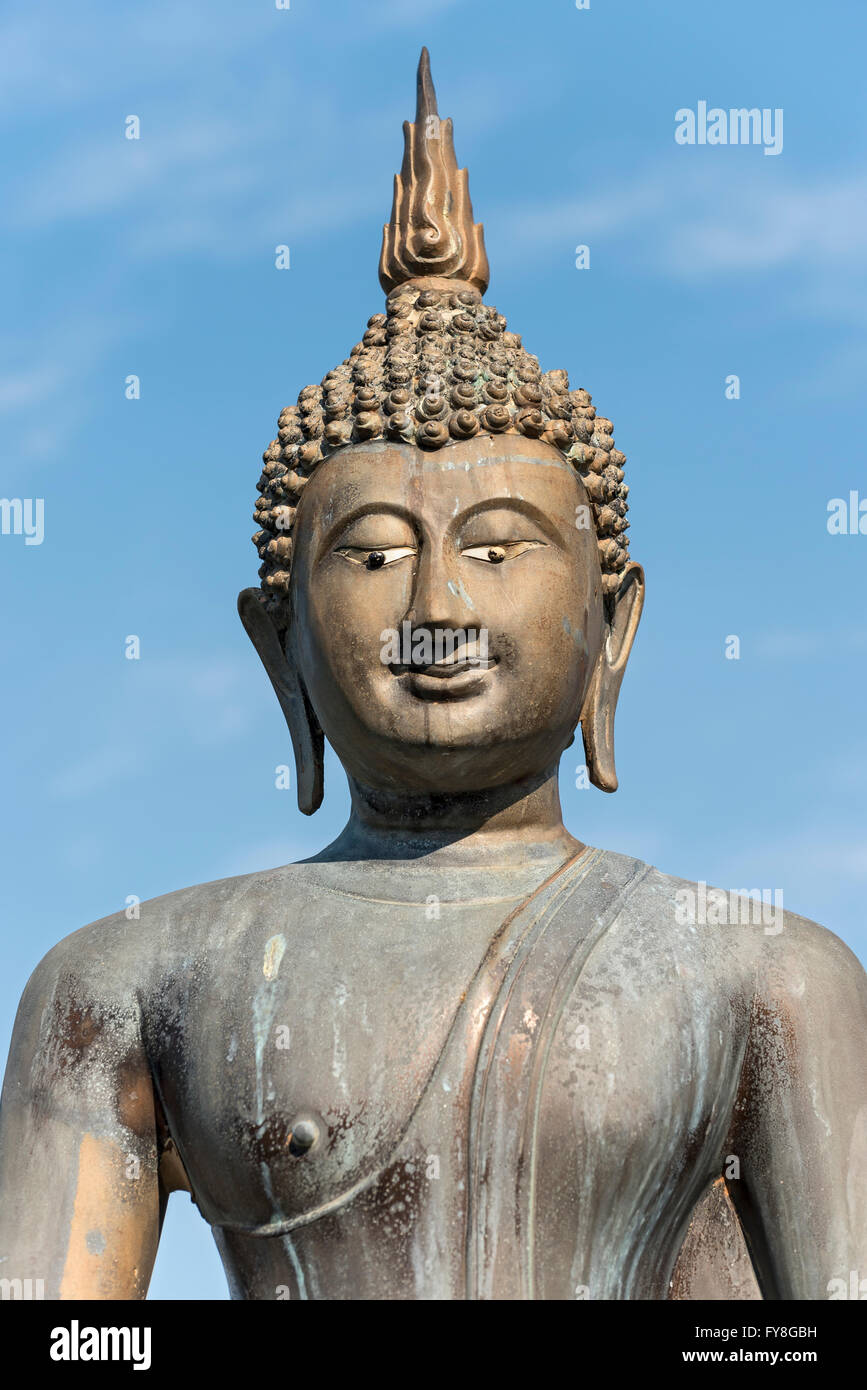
[336,546,416,568]
[461,541,545,564]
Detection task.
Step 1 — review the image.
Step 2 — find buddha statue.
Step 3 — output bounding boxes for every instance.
[1,50,864,1303]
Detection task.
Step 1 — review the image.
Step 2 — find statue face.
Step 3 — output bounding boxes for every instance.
[288,433,606,795]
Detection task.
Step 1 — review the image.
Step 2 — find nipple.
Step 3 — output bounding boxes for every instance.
[287,1118,320,1157]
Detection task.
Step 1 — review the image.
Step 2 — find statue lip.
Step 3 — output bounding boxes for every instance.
[395,656,498,699]
[393,656,496,677]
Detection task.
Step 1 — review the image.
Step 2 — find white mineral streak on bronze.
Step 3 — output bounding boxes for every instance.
[263,933,286,981]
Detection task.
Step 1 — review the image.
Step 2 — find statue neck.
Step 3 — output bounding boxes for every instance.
[325,767,583,868]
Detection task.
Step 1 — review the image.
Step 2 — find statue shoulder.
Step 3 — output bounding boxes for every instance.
[756,905,867,1018]
[14,861,320,1012]
[609,856,867,1011]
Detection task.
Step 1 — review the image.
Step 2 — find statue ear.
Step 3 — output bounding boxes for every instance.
[580,562,645,793]
[237,589,324,815]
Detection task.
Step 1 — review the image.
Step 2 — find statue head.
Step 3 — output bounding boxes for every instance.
[239,49,643,815]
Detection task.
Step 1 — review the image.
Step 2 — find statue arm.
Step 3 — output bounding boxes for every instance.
[0,930,162,1299]
[727,919,867,1300]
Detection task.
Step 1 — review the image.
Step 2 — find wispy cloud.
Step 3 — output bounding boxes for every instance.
[48,654,257,803]
[0,363,72,415]
[494,162,867,326]
[222,835,327,878]
[724,831,867,888]
[754,628,867,661]
[0,315,131,472]
[501,173,666,251]
[50,743,148,802]
[0,3,277,121]
[665,172,867,275]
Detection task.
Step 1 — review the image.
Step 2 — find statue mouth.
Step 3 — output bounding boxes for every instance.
[392,655,498,700]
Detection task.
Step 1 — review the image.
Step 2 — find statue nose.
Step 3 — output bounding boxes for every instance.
[405,538,475,630]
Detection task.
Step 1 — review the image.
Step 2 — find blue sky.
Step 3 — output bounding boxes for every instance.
[1,0,865,1299]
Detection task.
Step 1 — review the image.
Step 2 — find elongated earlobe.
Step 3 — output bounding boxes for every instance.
[238,589,324,815]
[580,563,644,792]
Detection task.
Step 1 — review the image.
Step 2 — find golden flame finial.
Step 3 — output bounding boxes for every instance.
[379,47,489,295]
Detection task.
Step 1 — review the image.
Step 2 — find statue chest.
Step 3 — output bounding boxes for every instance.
[148,894,750,1298]
[149,904,506,1236]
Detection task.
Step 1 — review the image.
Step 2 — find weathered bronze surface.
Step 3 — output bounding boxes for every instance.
[1,50,864,1302]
